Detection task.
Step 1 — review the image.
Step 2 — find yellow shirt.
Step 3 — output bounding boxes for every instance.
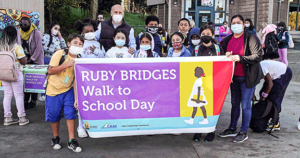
[46,50,75,96]
[13,44,26,71]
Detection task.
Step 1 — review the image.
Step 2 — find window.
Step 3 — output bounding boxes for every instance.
[215,12,225,24]
[289,0,300,31]
[186,0,196,11]
[185,12,196,22]
[197,0,213,7]
[215,0,225,11]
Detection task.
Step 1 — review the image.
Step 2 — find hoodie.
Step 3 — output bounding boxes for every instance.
[187,27,201,53]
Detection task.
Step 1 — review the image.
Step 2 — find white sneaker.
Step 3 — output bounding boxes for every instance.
[77,128,88,138]
[184,119,194,125]
[199,118,209,124]
[298,122,300,131]
[38,95,45,102]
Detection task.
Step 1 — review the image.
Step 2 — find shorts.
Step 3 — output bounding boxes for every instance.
[45,88,76,122]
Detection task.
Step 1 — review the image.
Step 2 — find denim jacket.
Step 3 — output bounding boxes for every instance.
[167,46,191,57]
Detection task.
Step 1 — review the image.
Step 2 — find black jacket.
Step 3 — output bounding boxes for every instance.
[221,31,264,88]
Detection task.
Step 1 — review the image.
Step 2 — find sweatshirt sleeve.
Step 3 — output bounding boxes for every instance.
[42,34,54,54]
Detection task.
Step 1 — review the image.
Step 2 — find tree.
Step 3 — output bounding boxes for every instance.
[98,0,122,14]
[90,0,98,20]
[133,0,147,19]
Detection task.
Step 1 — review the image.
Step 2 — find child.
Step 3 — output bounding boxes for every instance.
[74,18,105,58]
[45,33,84,152]
[187,27,201,53]
[218,21,231,42]
[277,22,289,66]
[106,30,132,58]
[253,60,292,131]
[134,32,160,58]
[177,18,191,47]
[262,24,280,60]
[167,32,191,57]
[0,26,29,126]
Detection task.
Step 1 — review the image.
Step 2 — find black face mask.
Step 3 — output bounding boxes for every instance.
[158,27,163,32]
[21,24,31,32]
[201,35,212,44]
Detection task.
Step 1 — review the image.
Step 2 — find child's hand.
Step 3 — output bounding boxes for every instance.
[128,47,135,55]
[66,59,75,68]
[74,100,78,110]
[90,45,96,54]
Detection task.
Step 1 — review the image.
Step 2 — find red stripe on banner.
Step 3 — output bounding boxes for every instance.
[213,61,233,116]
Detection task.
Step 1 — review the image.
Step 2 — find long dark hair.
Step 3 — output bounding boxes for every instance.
[0,26,17,51]
[46,21,60,48]
[140,33,154,57]
[245,18,255,31]
[74,18,98,34]
[199,25,218,44]
[231,15,245,24]
[277,22,288,32]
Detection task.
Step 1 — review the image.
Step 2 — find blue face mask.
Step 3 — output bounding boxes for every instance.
[279,27,283,31]
[231,24,244,34]
[115,40,125,47]
[140,45,151,51]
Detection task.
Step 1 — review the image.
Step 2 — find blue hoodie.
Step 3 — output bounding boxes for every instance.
[187,27,201,53]
[167,46,191,57]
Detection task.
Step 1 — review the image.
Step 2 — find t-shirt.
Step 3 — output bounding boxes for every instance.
[260,60,287,80]
[227,34,245,76]
[172,52,181,57]
[106,47,132,58]
[13,44,26,71]
[46,50,75,96]
[80,40,105,58]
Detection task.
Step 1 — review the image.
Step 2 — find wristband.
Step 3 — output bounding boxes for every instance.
[262,92,268,98]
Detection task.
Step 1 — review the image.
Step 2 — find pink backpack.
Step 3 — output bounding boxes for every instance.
[0,45,19,81]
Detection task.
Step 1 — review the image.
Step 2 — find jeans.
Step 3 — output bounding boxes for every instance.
[229,76,256,133]
[2,71,26,117]
[278,48,288,66]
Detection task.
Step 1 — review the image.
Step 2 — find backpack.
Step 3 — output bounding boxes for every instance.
[0,45,19,81]
[194,44,220,56]
[265,33,278,55]
[284,32,294,48]
[250,100,279,137]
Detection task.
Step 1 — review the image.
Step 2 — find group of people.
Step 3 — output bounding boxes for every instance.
[0,4,296,153]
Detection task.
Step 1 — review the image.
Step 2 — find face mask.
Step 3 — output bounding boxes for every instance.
[231,24,244,34]
[147,26,158,34]
[245,24,250,27]
[158,27,163,32]
[113,15,123,24]
[140,45,151,51]
[279,27,283,31]
[21,25,31,32]
[172,42,183,49]
[84,32,96,40]
[52,30,58,36]
[69,46,83,56]
[224,25,228,28]
[115,40,125,47]
[192,39,200,46]
[200,36,212,44]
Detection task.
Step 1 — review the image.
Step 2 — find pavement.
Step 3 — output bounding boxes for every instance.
[0,50,300,158]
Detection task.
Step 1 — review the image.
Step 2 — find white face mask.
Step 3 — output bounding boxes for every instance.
[84,32,96,40]
[51,29,58,36]
[224,25,228,28]
[192,39,200,46]
[113,15,123,24]
[245,24,250,27]
[69,46,83,56]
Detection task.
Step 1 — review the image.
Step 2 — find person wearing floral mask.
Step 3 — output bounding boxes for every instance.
[218,15,263,143]
[107,30,133,58]
[95,4,136,55]
[74,18,105,59]
[45,33,84,153]
[42,22,67,64]
[167,32,191,57]
[134,32,159,58]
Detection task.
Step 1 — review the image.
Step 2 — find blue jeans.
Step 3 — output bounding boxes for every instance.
[230,76,255,133]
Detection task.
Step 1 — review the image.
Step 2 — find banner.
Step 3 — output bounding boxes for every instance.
[23,65,48,93]
[75,57,234,138]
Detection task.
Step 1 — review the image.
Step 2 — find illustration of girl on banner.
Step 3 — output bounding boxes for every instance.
[184,67,208,125]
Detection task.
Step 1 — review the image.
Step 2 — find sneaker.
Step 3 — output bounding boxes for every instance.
[233,131,248,143]
[266,122,280,131]
[193,133,202,142]
[19,117,29,126]
[184,118,194,124]
[24,102,32,110]
[51,136,61,150]
[38,95,45,102]
[68,139,82,153]
[4,117,19,126]
[29,101,37,108]
[218,128,238,137]
[204,132,215,142]
[199,118,209,125]
[77,128,88,138]
[298,122,300,131]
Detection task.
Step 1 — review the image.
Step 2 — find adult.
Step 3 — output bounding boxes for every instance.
[245,19,256,35]
[218,21,231,42]
[0,26,29,126]
[17,17,44,109]
[42,22,67,64]
[136,15,162,56]
[178,18,191,47]
[97,14,105,22]
[95,4,136,54]
[218,15,263,143]
[277,22,289,66]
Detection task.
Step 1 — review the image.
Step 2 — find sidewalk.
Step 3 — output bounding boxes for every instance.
[0,50,299,158]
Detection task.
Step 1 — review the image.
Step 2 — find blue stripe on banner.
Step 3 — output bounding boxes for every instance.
[83,115,219,133]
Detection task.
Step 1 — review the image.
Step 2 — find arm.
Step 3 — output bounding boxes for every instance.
[239,34,263,64]
[280,32,289,43]
[42,34,55,55]
[135,35,140,50]
[128,28,136,50]
[59,37,67,49]
[261,74,273,100]
[47,60,74,75]
[29,30,44,64]
[95,23,102,41]
[154,37,162,57]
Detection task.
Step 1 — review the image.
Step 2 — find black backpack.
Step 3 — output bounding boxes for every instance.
[265,33,279,55]
[250,100,279,137]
